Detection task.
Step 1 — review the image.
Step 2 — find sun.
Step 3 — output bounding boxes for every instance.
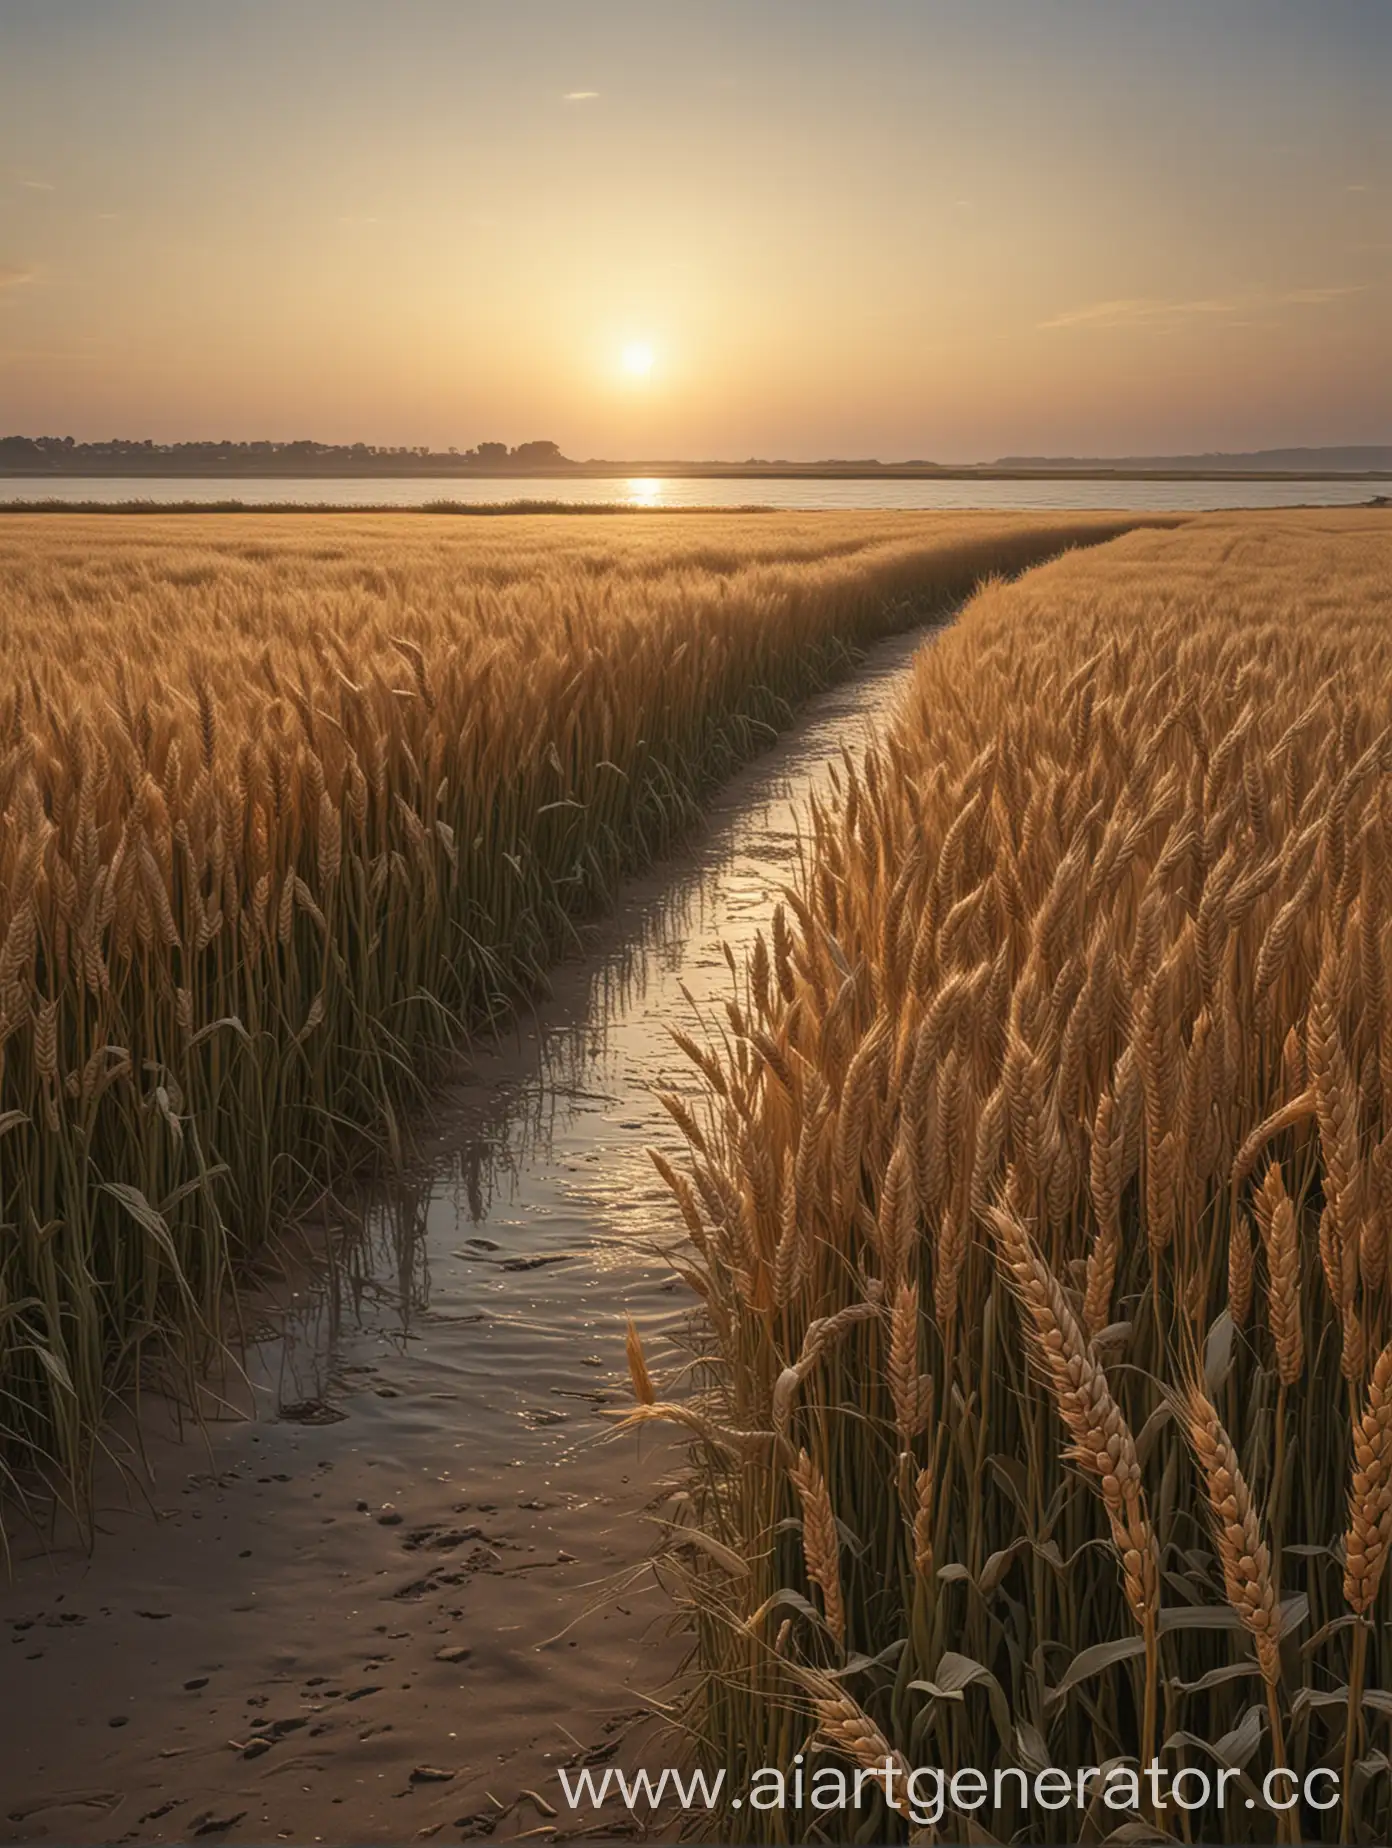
[621,341,655,378]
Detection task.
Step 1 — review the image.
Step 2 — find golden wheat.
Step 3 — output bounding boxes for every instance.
[647,512,1392,1841]
[0,508,1140,1511]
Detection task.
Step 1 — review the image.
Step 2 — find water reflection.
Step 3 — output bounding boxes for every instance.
[249,623,928,1463]
[3,473,1387,511]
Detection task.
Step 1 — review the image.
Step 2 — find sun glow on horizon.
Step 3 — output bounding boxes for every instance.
[621,341,656,379]
[1,5,1384,456]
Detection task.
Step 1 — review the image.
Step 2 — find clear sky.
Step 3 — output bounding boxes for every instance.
[1,0,1387,460]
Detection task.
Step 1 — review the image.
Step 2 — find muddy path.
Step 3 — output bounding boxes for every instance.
[0,621,936,1846]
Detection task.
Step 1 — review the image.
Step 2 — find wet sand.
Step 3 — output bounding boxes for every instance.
[0,622,937,1846]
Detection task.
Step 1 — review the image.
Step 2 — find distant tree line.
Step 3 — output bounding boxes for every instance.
[0,435,574,474]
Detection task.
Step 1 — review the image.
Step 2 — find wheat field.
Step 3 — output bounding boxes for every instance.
[0,508,1145,1524]
[637,512,1392,1842]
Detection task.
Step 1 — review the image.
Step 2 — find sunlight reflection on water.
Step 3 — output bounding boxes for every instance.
[3,473,1386,511]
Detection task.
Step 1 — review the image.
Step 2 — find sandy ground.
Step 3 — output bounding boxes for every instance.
[1,1330,687,1844]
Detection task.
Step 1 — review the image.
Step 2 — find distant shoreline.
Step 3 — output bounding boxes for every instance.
[3,497,1388,518]
[3,465,1391,484]
[0,498,781,516]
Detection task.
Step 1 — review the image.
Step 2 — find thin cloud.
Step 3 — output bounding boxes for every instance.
[1279,284,1363,305]
[18,179,54,191]
[563,91,599,101]
[0,345,102,369]
[1039,297,1237,330]
[0,264,35,292]
[1041,286,1364,330]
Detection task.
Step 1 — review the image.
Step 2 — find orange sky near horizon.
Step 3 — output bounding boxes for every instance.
[1,0,1388,461]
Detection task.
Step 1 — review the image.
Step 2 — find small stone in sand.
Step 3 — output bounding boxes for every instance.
[434,1646,471,1662]
[192,1811,247,1835]
[184,1677,209,1691]
[410,1765,455,1782]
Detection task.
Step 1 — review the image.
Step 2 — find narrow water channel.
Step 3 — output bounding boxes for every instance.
[0,620,936,1847]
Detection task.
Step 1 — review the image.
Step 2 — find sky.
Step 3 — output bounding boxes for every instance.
[1,0,1388,461]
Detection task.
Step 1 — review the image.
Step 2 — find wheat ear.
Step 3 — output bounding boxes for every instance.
[1341,1337,1392,1831]
[1344,1337,1392,1615]
[986,1200,1158,1627]
[1179,1382,1283,1682]
[789,1448,846,1649]
[802,1675,911,1817]
[624,1315,655,1405]
[1259,1165,1305,1388]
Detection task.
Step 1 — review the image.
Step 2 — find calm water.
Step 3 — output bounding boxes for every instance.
[1,473,1387,512]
